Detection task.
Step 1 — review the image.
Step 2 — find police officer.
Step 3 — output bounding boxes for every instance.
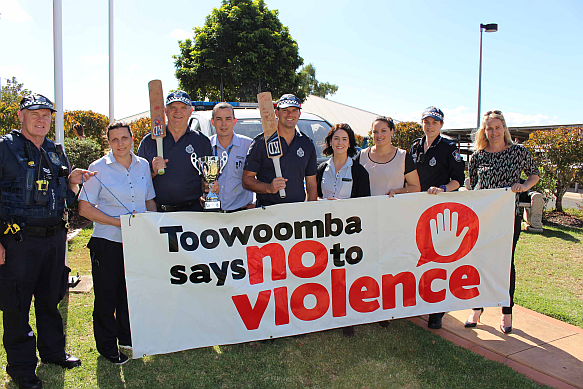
[242,94,318,205]
[137,91,212,212]
[0,94,94,389]
[209,103,254,212]
[410,106,465,329]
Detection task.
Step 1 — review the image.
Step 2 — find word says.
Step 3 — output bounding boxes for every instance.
[159,213,362,252]
[170,260,246,286]
[169,241,362,286]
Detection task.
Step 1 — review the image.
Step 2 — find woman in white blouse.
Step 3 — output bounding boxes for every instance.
[79,121,156,365]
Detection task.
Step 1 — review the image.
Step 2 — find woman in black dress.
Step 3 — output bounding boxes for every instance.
[464,110,539,333]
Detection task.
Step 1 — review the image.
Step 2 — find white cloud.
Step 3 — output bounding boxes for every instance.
[169,28,192,40]
[0,0,32,23]
[79,53,108,65]
[504,112,560,127]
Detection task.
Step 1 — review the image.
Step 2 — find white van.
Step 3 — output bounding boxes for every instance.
[188,103,331,163]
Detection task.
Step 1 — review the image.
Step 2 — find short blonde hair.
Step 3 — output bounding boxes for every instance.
[473,110,513,151]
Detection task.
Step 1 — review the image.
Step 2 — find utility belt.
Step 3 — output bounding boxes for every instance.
[2,220,66,241]
[159,200,200,212]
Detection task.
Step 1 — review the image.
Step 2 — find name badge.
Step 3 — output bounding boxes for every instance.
[342,178,352,182]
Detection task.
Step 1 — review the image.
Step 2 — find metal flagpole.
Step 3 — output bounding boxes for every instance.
[53,0,64,144]
[109,0,114,124]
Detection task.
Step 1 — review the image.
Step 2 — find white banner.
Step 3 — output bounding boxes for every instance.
[121,188,514,358]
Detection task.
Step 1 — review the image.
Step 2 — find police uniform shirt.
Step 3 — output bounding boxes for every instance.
[244,129,317,205]
[210,133,253,211]
[137,129,212,206]
[0,130,73,226]
[80,150,155,243]
[410,135,465,191]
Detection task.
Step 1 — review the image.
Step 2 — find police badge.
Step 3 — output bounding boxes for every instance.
[429,157,437,166]
[185,144,194,154]
[48,152,61,166]
[297,147,305,158]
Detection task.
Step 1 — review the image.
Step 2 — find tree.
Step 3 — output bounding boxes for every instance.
[524,127,583,212]
[1,76,31,105]
[366,121,424,150]
[174,0,304,102]
[297,64,338,99]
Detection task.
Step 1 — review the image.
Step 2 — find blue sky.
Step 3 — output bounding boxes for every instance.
[1,0,581,129]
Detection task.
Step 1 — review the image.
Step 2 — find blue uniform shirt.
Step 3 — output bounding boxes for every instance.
[137,129,211,208]
[244,129,317,206]
[210,133,253,211]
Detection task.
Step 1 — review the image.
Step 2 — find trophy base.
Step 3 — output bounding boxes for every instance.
[204,201,221,210]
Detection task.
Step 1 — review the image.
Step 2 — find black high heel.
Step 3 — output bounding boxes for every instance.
[500,314,512,333]
[464,308,484,328]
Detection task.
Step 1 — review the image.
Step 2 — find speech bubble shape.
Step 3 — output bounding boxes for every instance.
[416,202,479,267]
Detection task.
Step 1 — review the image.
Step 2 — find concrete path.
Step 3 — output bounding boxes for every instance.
[410,306,583,389]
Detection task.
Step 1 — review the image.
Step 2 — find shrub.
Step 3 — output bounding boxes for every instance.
[63,110,109,150]
[64,137,103,170]
[524,126,583,212]
[367,120,424,150]
[0,102,20,135]
[129,117,151,154]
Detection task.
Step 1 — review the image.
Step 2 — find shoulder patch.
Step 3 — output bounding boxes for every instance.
[452,149,462,162]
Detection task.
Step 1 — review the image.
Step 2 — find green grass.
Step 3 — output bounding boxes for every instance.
[515,223,583,327]
[0,225,566,388]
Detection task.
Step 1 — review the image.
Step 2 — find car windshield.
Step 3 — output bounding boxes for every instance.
[234,118,329,160]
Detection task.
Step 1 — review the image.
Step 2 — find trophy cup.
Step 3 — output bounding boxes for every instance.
[191,152,228,210]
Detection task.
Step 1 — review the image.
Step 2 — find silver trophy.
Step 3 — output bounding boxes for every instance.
[191,152,228,210]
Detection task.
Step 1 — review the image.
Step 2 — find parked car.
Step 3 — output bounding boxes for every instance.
[187,102,331,163]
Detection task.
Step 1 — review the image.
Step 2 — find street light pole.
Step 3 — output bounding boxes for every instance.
[477,23,498,129]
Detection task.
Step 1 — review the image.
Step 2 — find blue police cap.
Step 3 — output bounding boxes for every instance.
[421,106,444,122]
[19,94,56,113]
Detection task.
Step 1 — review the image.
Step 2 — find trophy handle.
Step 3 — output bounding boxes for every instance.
[191,152,202,175]
[220,151,228,174]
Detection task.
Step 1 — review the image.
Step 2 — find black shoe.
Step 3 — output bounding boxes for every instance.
[10,373,43,389]
[500,324,512,334]
[378,320,391,328]
[427,315,443,330]
[43,353,81,369]
[464,308,484,328]
[342,326,355,337]
[104,352,129,365]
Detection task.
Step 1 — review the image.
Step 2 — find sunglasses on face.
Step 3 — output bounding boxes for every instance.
[485,110,502,115]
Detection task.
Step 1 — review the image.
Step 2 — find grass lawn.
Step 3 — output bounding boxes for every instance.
[1,223,574,388]
[515,222,583,328]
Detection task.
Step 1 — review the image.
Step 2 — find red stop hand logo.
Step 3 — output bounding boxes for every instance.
[416,203,479,267]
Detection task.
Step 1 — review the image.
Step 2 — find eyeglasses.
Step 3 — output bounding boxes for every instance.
[485,110,502,115]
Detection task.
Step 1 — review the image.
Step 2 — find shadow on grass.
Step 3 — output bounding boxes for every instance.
[523,227,581,243]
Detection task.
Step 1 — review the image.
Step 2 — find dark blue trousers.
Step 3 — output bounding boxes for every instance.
[1,230,69,379]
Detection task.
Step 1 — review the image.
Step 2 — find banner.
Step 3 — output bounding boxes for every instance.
[121,188,514,358]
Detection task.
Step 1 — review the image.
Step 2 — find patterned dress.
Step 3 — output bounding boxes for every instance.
[468,144,540,215]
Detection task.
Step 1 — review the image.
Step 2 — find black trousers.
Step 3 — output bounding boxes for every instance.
[87,237,131,357]
[0,230,69,379]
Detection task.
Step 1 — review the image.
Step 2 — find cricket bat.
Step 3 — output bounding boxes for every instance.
[257,91,285,198]
[148,80,166,175]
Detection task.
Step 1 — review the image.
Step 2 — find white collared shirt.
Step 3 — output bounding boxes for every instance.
[80,150,155,243]
[320,157,354,199]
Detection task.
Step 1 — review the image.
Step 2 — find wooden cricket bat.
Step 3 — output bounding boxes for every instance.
[257,92,285,198]
[148,80,166,175]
